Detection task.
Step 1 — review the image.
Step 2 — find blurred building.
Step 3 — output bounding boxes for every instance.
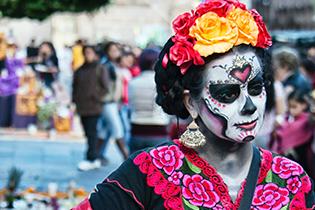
[0,0,199,49]
[0,0,256,49]
[253,0,315,29]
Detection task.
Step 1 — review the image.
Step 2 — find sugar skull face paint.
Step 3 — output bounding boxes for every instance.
[198,51,266,143]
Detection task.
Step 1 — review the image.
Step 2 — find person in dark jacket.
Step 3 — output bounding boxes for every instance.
[72,45,109,171]
[272,47,312,95]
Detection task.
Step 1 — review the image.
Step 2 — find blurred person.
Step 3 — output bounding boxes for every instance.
[26,38,38,59]
[72,39,85,71]
[269,90,315,175]
[255,62,287,148]
[0,33,7,71]
[272,47,311,95]
[128,48,170,154]
[26,38,39,71]
[129,46,142,77]
[116,51,133,145]
[72,45,109,171]
[300,58,315,89]
[0,41,23,127]
[97,41,128,164]
[36,41,59,88]
[307,45,315,61]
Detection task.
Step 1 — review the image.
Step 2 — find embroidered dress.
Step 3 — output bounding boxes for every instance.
[73,140,315,210]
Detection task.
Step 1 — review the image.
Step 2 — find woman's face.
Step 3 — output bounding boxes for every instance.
[108,44,121,61]
[197,51,266,143]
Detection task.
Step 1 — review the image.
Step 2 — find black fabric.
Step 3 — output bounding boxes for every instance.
[238,146,261,210]
[89,151,165,210]
[80,115,100,161]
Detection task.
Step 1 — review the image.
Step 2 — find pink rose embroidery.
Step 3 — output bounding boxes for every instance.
[213,204,226,210]
[271,156,304,179]
[286,176,302,194]
[301,175,312,193]
[182,174,220,208]
[252,183,289,210]
[168,171,183,185]
[150,145,184,175]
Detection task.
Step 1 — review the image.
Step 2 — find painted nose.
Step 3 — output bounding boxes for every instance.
[241,97,257,115]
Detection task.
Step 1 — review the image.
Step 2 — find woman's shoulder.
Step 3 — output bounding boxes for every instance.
[258,148,310,179]
[254,148,315,209]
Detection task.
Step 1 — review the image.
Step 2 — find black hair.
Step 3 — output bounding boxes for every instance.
[82,45,97,56]
[154,38,273,119]
[104,41,119,59]
[39,41,59,67]
[139,48,160,71]
[301,58,315,75]
[288,90,308,104]
[116,51,134,64]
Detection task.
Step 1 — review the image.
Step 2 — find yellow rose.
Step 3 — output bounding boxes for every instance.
[189,11,238,57]
[227,7,259,46]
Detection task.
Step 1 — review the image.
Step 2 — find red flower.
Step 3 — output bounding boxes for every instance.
[195,0,233,17]
[290,191,307,210]
[133,152,152,173]
[162,183,182,199]
[225,0,247,10]
[168,171,183,185]
[301,175,312,193]
[149,145,184,175]
[182,174,220,208]
[252,183,289,209]
[169,38,205,75]
[213,204,226,210]
[250,9,272,48]
[286,176,302,194]
[172,12,196,37]
[271,156,304,179]
[164,197,184,210]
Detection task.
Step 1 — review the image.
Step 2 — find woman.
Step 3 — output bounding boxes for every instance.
[128,48,171,154]
[36,41,59,88]
[72,45,109,171]
[74,1,315,209]
[96,41,129,163]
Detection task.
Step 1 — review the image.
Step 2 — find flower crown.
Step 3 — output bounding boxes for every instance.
[162,0,272,75]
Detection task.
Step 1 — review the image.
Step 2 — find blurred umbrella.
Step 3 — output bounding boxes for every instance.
[0,0,110,20]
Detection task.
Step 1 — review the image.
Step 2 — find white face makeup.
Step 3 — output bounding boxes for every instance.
[198,51,266,143]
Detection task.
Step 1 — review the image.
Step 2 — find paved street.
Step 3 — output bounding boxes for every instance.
[0,138,124,193]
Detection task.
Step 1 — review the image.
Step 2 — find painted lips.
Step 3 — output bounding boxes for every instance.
[234,119,257,131]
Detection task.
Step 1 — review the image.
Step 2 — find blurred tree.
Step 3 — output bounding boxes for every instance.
[0,0,110,20]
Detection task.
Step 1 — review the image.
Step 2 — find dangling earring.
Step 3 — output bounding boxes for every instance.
[179,119,206,149]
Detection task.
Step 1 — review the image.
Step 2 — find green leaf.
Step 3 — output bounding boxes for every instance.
[265,170,273,183]
[280,204,289,210]
[186,160,201,174]
[183,198,199,210]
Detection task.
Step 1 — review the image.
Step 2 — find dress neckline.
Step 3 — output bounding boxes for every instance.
[174,139,264,209]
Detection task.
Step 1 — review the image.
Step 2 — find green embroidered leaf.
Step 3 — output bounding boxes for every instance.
[280,204,289,210]
[265,170,273,183]
[183,198,200,210]
[186,160,201,174]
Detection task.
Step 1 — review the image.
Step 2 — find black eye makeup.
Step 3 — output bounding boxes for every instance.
[209,84,240,103]
[247,73,264,96]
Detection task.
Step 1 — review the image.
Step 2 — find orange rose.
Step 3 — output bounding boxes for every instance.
[189,12,238,57]
[227,7,259,46]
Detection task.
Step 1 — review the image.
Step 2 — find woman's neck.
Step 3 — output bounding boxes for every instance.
[195,120,253,175]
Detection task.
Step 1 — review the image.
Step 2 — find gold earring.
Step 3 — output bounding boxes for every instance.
[179,119,206,149]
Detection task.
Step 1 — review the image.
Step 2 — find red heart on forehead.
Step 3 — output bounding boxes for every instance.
[229,64,252,83]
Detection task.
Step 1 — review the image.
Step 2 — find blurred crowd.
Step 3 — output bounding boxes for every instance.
[1,32,315,177]
[255,44,315,181]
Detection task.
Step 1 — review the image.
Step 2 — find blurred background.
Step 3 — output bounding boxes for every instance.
[0,0,315,209]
